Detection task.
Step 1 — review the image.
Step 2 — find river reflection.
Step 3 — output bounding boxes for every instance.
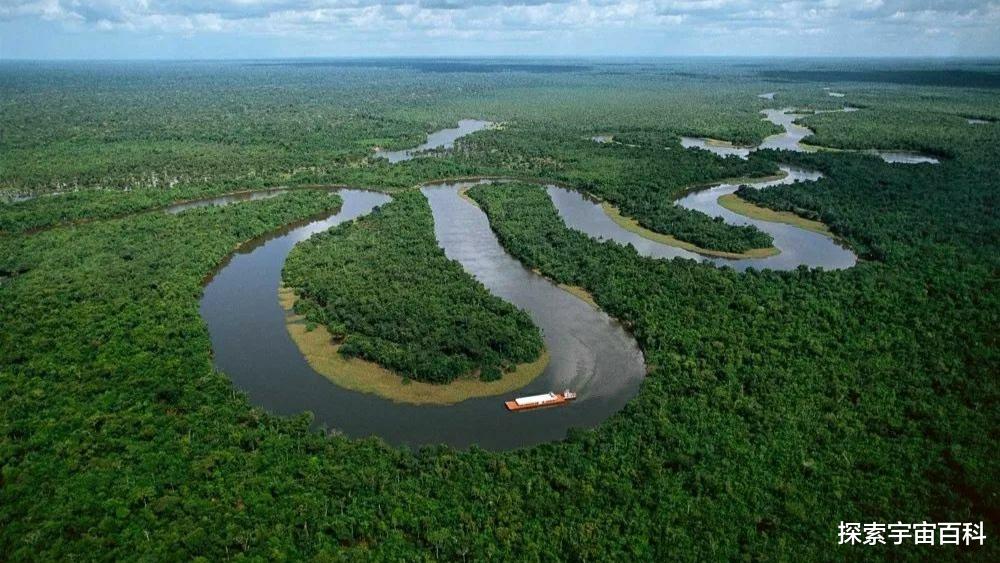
[872,152,939,164]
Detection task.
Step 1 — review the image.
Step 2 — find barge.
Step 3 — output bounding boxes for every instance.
[505,390,577,412]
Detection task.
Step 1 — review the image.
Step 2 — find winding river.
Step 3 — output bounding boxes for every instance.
[195,107,929,450]
[682,107,938,164]
[548,165,857,271]
[0,101,954,449]
[199,185,644,450]
[374,119,494,163]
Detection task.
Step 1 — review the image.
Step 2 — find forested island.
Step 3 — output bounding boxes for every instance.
[282,190,545,396]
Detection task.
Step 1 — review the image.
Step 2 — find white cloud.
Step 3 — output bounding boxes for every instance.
[1,0,998,55]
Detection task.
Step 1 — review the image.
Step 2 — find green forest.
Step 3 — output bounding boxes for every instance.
[0,60,789,253]
[1,59,998,561]
[283,190,543,384]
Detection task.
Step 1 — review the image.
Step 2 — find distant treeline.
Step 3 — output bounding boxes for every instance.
[248,59,591,74]
[760,69,1000,89]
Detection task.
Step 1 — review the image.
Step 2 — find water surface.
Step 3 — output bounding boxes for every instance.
[683,107,939,164]
[872,151,939,164]
[375,119,494,163]
[758,109,815,152]
[549,166,856,272]
[673,167,856,270]
[680,137,753,159]
[165,189,287,214]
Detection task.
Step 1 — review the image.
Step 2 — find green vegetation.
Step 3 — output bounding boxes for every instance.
[279,286,550,404]
[1,59,997,560]
[601,199,780,259]
[467,150,997,559]
[761,68,1000,89]
[462,129,780,252]
[283,190,543,384]
[0,61,784,252]
[793,89,999,160]
[0,186,327,235]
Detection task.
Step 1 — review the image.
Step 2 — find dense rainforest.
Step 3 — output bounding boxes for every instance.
[1,59,998,560]
[0,59,786,252]
[283,190,543,384]
[467,154,996,560]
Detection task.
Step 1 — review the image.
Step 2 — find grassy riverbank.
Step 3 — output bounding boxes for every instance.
[717,193,834,236]
[703,138,756,150]
[279,287,549,404]
[601,201,780,259]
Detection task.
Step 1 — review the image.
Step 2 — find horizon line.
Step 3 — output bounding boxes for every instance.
[4,54,1000,63]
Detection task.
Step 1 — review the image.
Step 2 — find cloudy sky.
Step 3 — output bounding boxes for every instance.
[1,0,998,59]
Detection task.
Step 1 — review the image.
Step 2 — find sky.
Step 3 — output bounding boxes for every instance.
[1,0,999,59]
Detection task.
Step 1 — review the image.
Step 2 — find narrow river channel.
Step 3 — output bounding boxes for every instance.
[682,107,939,164]
[547,165,857,271]
[375,119,494,163]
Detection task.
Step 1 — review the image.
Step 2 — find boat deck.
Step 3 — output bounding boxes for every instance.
[505,392,576,412]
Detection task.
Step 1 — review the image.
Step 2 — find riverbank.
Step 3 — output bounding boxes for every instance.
[280,286,550,405]
[600,201,780,259]
[557,284,598,308]
[717,193,834,237]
